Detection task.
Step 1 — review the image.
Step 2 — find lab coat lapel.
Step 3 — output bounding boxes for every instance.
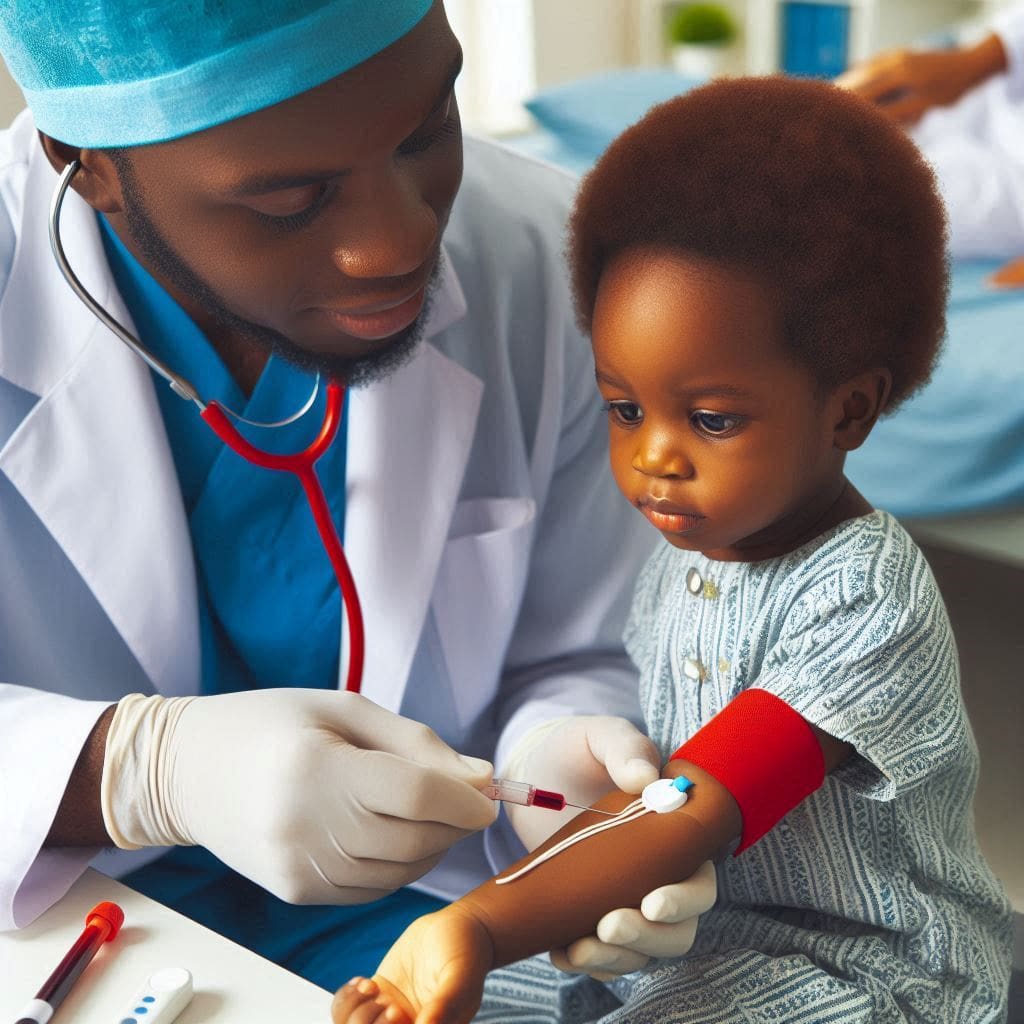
[343,267,481,714]
[0,144,199,697]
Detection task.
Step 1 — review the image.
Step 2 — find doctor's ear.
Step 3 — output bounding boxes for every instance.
[38,133,126,215]
[830,368,892,452]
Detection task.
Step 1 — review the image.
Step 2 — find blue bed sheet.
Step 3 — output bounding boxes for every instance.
[847,261,1024,518]
[500,78,1024,518]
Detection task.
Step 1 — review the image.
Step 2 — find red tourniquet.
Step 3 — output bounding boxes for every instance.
[670,688,825,854]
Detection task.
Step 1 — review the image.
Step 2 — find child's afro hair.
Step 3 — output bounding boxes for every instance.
[567,76,948,412]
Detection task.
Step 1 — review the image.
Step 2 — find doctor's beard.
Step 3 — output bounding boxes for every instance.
[109,153,439,388]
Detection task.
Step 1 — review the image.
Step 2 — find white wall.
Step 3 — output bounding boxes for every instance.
[531,0,633,86]
[530,0,1021,83]
[0,59,24,129]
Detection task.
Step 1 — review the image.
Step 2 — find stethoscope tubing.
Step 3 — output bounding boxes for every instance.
[200,388,365,692]
[49,160,365,693]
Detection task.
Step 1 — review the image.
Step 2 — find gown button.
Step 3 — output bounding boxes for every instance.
[683,656,705,682]
[686,568,703,594]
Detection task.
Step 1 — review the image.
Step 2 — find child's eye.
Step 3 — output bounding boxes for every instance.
[603,400,643,426]
[691,410,742,436]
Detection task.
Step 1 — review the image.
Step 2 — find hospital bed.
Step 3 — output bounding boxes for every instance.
[496,67,1024,1001]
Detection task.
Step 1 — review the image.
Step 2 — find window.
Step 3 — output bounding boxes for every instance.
[445,0,536,135]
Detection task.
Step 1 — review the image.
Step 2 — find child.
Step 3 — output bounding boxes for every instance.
[331,76,1014,1024]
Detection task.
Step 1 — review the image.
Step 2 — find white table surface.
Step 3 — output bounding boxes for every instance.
[0,869,335,1022]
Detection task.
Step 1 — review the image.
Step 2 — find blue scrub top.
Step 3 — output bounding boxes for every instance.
[99,220,446,990]
[98,216,348,694]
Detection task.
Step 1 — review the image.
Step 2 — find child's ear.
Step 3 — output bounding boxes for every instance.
[38,133,125,215]
[831,369,892,452]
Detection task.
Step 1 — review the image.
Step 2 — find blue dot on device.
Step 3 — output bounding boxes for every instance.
[120,1019,137,1023]
[673,776,693,792]
[134,1008,148,1014]
[143,997,156,1003]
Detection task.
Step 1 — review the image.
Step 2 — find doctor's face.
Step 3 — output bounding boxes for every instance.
[101,1,463,387]
[592,248,850,562]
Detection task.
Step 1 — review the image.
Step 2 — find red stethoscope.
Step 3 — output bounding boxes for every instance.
[50,160,365,693]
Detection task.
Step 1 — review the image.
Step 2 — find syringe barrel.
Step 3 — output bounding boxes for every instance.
[483,778,534,806]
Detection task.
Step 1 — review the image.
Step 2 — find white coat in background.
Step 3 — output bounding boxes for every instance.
[913,4,1024,258]
[0,112,655,930]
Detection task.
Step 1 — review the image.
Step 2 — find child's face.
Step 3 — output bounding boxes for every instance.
[591,248,848,561]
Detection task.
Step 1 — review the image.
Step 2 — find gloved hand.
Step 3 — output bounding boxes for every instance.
[500,716,716,977]
[100,690,497,904]
[550,859,718,979]
[500,716,661,852]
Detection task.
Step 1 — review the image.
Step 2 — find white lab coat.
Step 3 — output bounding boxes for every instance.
[911,3,1024,258]
[0,112,655,930]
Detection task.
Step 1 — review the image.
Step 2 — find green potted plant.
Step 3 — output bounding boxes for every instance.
[667,3,738,78]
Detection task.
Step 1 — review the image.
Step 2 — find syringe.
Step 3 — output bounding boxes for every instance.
[483,778,617,816]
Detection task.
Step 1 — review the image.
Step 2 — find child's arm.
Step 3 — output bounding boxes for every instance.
[460,757,740,968]
[333,698,851,1024]
[459,716,849,969]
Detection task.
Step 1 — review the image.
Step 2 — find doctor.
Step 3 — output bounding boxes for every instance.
[838,3,1024,262]
[0,0,715,990]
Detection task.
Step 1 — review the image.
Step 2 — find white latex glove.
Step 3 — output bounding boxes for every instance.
[501,716,716,978]
[101,691,497,904]
[500,715,661,853]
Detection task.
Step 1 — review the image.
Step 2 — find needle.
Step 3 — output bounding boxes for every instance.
[563,800,619,817]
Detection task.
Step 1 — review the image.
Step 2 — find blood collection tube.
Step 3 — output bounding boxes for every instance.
[483,777,566,810]
[14,901,124,1024]
[483,778,616,815]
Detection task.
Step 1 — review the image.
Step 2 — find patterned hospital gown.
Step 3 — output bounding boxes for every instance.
[478,511,1013,1023]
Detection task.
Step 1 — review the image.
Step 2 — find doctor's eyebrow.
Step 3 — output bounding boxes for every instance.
[228,50,464,197]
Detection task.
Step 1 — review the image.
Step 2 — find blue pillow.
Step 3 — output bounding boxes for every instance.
[524,68,704,166]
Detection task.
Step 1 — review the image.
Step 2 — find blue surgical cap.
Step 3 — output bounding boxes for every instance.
[0,0,433,148]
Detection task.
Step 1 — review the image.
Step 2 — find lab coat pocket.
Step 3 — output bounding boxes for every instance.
[432,497,536,731]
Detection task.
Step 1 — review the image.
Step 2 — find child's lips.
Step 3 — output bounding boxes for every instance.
[639,499,704,534]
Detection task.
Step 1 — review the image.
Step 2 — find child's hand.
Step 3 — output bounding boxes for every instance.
[331,908,493,1024]
[332,977,413,1024]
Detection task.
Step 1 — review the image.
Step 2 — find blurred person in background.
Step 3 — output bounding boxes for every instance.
[839,4,1024,285]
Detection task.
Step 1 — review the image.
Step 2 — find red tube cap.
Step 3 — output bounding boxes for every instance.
[86,901,125,941]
